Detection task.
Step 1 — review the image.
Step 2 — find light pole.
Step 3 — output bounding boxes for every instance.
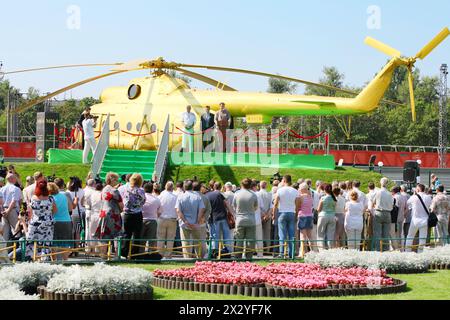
[0,61,4,81]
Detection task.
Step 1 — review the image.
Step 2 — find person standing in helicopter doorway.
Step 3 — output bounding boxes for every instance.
[82,114,97,164]
[215,102,231,153]
[181,105,196,153]
[77,106,91,149]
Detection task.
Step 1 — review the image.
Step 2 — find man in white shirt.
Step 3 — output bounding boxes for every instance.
[405,184,432,253]
[157,181,178,258]
[258,181,273,254]
[272,175,298,258]
[82,114,97,164]
[180,105,197,153]
[252,181,264,257]
[372,177,394,251]
[0,173,22,241]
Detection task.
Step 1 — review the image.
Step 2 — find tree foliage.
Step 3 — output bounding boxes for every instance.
[267,77,297,94]
[295,64,447,146]
[0,80,100,137]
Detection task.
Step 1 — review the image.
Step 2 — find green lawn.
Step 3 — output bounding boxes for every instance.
[8,162,382,190]
[123,263,450,300]
[6,162,91,185]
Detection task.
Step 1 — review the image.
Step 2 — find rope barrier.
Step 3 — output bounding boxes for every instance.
[120,130,156,137]
[175,126,215,136]
[288,129,328,140]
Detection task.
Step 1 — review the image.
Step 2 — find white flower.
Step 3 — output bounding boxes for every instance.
[46,263,152,294]
[304,248,431,272]
[0,263,65,290]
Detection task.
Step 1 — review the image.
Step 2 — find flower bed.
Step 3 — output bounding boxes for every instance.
[43,264,153,300]
[304,246,450,273]
[422,246,450,269]
[0,263,65,300]
[0,263,153,300]
[153,261,406,297]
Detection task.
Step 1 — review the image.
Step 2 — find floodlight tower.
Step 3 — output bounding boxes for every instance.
[438,64,448,168]
[0,61,4,81]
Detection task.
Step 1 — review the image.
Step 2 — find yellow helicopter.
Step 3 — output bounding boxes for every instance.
[5,27,449,150]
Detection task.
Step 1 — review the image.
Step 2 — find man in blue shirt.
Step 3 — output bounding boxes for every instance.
[175,180,205,258]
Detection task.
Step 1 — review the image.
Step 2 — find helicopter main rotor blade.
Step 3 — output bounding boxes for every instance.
[415,27,450,60]
[4,63,123,75]
[364,37,401,58]
[178,63,405,107]
[11,70,128,114]
[111,59,152,71]
[175,67,237,91]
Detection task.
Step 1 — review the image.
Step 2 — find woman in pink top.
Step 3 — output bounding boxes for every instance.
[141,183,161,253]
[295,183,314,257]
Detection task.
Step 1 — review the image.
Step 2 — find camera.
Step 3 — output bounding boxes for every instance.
[69,176,83,190]
[46,174,56,182]
[94,174,103,185]
[270,172,282,185]
[0,166,7,178]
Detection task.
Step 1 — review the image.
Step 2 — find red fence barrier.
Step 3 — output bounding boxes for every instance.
[233,147,449,168]
[0,142,36,159]
[1,141,448,168]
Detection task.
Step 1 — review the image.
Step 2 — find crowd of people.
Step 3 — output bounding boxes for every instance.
[0,164,449,262]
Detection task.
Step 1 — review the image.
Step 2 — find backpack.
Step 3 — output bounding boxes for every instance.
[391,198,399,223]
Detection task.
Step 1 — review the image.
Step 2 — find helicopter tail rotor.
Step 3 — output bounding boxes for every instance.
[364,27,449,121]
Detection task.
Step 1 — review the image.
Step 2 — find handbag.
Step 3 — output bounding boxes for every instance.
[390,198,399,223]
[75,191,86,241]
[226,210,235,229]
[416,194,438,228]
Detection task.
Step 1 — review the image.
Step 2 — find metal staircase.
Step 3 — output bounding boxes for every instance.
[91,115,171,183]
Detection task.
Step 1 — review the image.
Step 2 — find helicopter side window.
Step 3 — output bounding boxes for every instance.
[128,84,141,100]
[126,122,132,131]
[136,123,141,131]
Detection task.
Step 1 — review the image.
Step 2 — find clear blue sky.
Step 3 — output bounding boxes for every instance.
[1,0,449,98]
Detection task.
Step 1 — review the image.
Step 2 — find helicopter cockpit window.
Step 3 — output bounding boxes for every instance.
[127,84,141,100]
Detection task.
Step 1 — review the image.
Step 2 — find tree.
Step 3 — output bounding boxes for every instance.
[53,99,82,128]
[267,77,297,129]
[267,77,297,94]
[305,66,345,97]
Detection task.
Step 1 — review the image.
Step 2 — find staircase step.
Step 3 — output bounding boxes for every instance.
[106,149,157,156]
[104,155,156,162]
[99,149,157,182]
[103,159,154,166]
[101,166,154,172]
